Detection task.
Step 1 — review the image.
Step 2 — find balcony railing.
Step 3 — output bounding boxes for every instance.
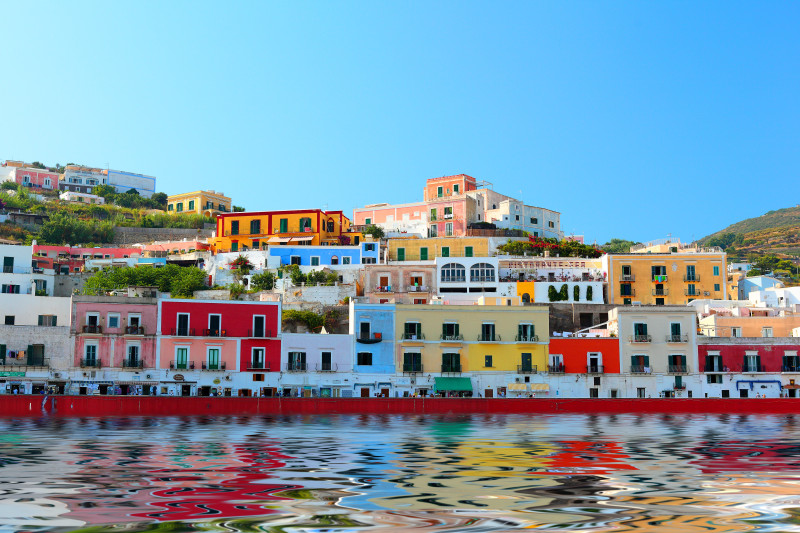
[587,365,604,374]
[666,334,688,343]
[478,334,501,342]
[620,274,635,282]
[202,328,227,337]
[82,325,103,334]
[515,334,539,342]
[169,360,196,370]
[316,363,337,372]
[402,332,424,340]
[286,363,307,372]
[170,328,195,336]
[374,286,394,293]
[247,362,271,371]
[125,326,145,335]
[202,361,227,371]
[80,358,102,368]
[548,364,565,374]
[684,275,701,282]
[356,333,383,344]
[440,334,463,341]
[704,364,727,372]
[782,365,800,373]
[402,363,423,373]
[407,285,430,292]
[742,364,765,373]
[674,384,687,390]
[684,289,700,296]
[631,365,651,374]
[247,329,273,338]
[652,288,669,296]
[630,335,652,343]
[668,365,688,374]
[517,365,537,374]
[122,359,144,369]
[652,275,668,282]
[620,289,636,297]
[441,364,462,373]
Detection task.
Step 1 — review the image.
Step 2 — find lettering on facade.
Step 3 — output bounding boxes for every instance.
[500,259,600,269]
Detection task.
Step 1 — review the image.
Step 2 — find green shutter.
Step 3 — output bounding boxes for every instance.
[465,246,473,257]
[420,247,428,260]
[643,355,650,367]
[397,248,405,261]
[279,218,288,233]
[38,315,43,326]
[680,355,687,367]
[442,247,449,257]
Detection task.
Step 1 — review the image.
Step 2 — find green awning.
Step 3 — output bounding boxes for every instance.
[434,377,472,392]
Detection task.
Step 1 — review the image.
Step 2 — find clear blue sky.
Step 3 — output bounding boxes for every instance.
[1,1,798,244]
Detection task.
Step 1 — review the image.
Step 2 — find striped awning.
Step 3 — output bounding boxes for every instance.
[530,383,550,391]
[507,383,527,391]
[268,236,292,243]
[291,236,314,243]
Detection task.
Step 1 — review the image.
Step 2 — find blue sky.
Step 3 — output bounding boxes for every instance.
[1,1,797,244]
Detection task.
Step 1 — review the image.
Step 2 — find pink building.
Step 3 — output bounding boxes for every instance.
[71,295,159,393]
[1,165,59,190]
[35,245,142,274]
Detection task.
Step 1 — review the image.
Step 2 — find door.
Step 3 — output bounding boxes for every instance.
[176,348,189,370]
[360,322,371,340]
[208,315,221,336]
[588,354,600,373]
[521,353,532,372]
[253,316,265,337]
[177,314,189,336]
[208,348,220,370]
[127,345,139,367]
[181,385,191,397]
[484,388,494,398]
[381,388,390,397]
[360,388,370,398]
[2,257,13,273]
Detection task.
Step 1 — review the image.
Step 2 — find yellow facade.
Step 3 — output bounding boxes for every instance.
[394,304,549,375]
[607,251,727,305]
[210,209,360,253]
[387,237,489,261]
[167,190,232,217]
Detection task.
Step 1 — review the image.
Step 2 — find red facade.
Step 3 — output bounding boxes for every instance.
[548,338,621,374]
[698,342,800,373]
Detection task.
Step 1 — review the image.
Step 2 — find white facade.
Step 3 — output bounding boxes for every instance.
[107,169,156,198]
[59,191,105,204]
[62,168,107,189]
[435,256,508,304]
[279,333,355,396]
[0,244,55,296]
[0,294,71,326]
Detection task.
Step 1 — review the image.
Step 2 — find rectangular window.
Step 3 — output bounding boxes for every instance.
[176,347,189,370]
[321,351,332,371]
[518,324,535,341]
[252,315,266,338]
[38,315,58,326]
[126,344,140,366]
[357,352,373,366]
[453,184,459,193]
[481,323,496,341]
[762,327,773,338]
[343,256,351,265]
[404,322,422,339]
[441,246,449,257]
[713,265,720,276]
[207,348,220,370]
[428,225,437,237]
[465,246,473,257]
[397,248,405,261]
[311,256,320,266]
[444,206,453,217]
[168,204,174,211]
[253,348,268,370]
[442,353,461,372]
[637,387,646,398]
[430,208,437,221]
[176,202,184,212]
[442,322,460,340]
[437,186,443,198]
[365,218,371,225]
[188,200,195,210]
[107,313,119,329]
[403,352,422,372]
[299,217,312,231]
[230,241,239,252]
[445,222,453,236]
[250,219,261,234]
[633,323,648,341]
[420,247,428,261]
[290,256,301,265]
[714,283,720,291]
[484,355,493,367]
[531,217,538,224]
[207,314,221,336]
[686,265,697,281]
[84,344,97,365]
[230,220,239,235]
[177,313,190,336]
[731,327,741,338]
[279,218,288,233]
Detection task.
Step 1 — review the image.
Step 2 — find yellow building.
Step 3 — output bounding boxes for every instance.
[210,209,360,252]
[395,304,549,396]
[603,240,726,306]
[387,236,490,261]
[167,190,232,217]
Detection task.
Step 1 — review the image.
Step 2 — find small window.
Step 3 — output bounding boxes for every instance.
[188,200,195,210]
[437,186,443,198]
[465,246,473,257]
[291,256,301,265]
[250,219,261,235]
[531,217,538,224]
[357,352,373,366]
[365,218,372,225]
[4,316,14,325]
[441,246,450,258]
[397,248,405,261]
[453,184,459,193]
[107,313,120,329]
[342,256,351,265]
[230,220,239,235]
[37,315,58,326]
[714,283,720,291]
[176,202,184,212]
[484,355,493,367]
[279,218,288,233]
[420,247,428,261]
[713,266,720,276]
[311,256,320,266]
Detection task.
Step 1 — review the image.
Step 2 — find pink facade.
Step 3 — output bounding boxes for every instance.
[72,297,159,369]
[159,337,240,371]
[35,245,142,259]
[423,174,477,201]
[142,241,210,255]
[11,167,59,190]
[427,196,471,237]
[353,202,426,226]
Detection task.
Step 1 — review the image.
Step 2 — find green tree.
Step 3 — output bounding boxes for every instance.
[151,192,168,208]
[233,205,246,212]
[82,264,207,297]
[92,184,116,200]
[601,238,639,253]
[362,224,385,240]
[251,271,275,291]
[573,285,580,301]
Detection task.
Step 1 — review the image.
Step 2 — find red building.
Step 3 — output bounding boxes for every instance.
[548,337,620,374]
[698,338,800,374]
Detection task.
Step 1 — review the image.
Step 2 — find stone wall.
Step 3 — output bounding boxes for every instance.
[113,226,215,245]
[548,303,617,335]
[0,325,72,371]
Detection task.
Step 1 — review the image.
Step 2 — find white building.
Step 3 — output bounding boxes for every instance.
[278,332,355,397]
[59,191,105,204]
[0,244,55,296]
[60,166,107,194]
[107,169,156,198]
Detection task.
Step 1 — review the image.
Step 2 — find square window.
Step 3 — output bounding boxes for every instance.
[107,314,120,329]
[311,257,320,266]
[357,352,373,365]
[343,256,351,265]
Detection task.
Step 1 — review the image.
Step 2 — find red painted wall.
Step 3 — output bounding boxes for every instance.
[549,338,620,373]
[239,339,281,372]
[160,301,280,338]
[699,342,800,372]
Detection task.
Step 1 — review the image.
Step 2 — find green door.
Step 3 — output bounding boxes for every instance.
[521,353,532,371]
[176,348,189,370]
[397,248,405,261]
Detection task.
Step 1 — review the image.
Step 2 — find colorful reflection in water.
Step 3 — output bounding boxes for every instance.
[2,414,800,531]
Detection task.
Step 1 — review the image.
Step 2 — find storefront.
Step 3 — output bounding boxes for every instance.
[433,377,473,397]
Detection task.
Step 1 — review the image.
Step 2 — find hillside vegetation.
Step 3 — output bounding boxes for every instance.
[699,206,800,260]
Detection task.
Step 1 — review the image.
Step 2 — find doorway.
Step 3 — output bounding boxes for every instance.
[181,384,192,396]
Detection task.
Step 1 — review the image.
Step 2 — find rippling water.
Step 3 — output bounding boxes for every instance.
[3,413,800,531]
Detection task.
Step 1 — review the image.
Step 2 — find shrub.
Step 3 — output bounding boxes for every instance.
[573,285,580,301]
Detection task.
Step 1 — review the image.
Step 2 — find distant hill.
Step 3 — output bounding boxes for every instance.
[699,206,800,259]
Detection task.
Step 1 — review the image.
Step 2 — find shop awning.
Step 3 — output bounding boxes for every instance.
[115,381,158,386]
[268,236,292,243]
[530,383,550,391]
[291,236,314,243]
[507,383,528,391]
[434,377,472,392]
[785,384,800,390]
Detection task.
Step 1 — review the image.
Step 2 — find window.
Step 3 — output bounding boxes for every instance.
[404,322,422,339]
[250,219,261,234]
[253,348,268,369]
[343,256,351,265]
[326,220,334,232]
[714,283,720,291]
[437,186,443,198]
[465,246,473,257]
[442,353,461,372]
[357,352,373,366]
[321,351,332,371]
[713,266,720,276]
[279,218,288,233]
[515,215,520,222]
[311,256,320,266]
[484,355,493,367]
[175,347,189,369]
[188,200,195,210]
[128,314,141,328]
[470,263,495,282]
[631,355,650,373]
[444,206,453,218]
[207,348,220,370]
[290,256,301,265]
[430,208,438,221]
[762,327,773,338]
[1,284,20,294]
[403,352,422,372]
[429,225,437,237]
[442,322,460,340]
[637,387,646,398]
[299,217,312,231]
[38,315,58,326]
[620,284,633,296]
[453,184,459,193]
[670,323,682,341]
[107,313,120,329]
[531,217,538,224]
[440,263,466,282]
[548,221,555,228]
[633,323,648,341]
[252,315,266,338]
[168,204,174,211]
[686,265,697,281]
[127,344,140,366]
[481,323,496,341]
[445,222,453,236]
[84,344,98,365]
[743,353,762,372]
[731,327,742,338]
[364,243,375,252]
[365,218,372,225]
[331,256,339,265]
[441,246,450,257]
[3,315,14,325]
[396,248,405,261]
[176,202,184,212]
[420,247,428,261]
[707,374,723,384]
[518,324,535,341]
[230,220,239,235]
[176,313,190,336]
[207,314,221,336]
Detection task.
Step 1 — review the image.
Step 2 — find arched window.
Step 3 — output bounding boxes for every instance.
[327,219,334,232]
[470,263,495,282]
[440,263,466,283]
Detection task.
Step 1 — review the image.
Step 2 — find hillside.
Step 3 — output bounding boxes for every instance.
[699,206,800,259]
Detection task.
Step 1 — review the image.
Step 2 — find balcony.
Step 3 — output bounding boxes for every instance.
[247,362,271,371]
[82,325,103,334]
[125,326,145,335]
[286,362,307,372]
[247,329,273,338]
[517,365,537,374]
[684,275,701,282]
[121,359,144,369]
[440,334,464,341]
[666,334,688,343]
[620,274,635,282]
[402,363,423,373]
[668,365,688,374]
[374,286,394,293]
[407,285,430,292]
[356,333,383,344]
[402,332,425,341]
[548,364,565,374]
[652,288,669,296]
[202,329,227,337]
[674,384,687,390]
[441,364,462,374]
[169,360,196,370]
[629,335,652,343]
[652,275,668,282]
[316,363,337,372]
[515,334,539,342]
[587,365,604,374]
[170,328,196,336]
[704,365,727,372]
[80,358,102,368]
[782,365,800,373]
[620,289,636,297]
[631,365,651,374]
[684,289,700,296]
[201,361,227,371]
[742,364,765,373]
[477,334,501,342]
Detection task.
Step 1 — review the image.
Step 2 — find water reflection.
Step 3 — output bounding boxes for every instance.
[1,414,800,531]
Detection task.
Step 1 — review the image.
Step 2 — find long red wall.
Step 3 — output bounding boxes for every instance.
[3,396,800,417]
